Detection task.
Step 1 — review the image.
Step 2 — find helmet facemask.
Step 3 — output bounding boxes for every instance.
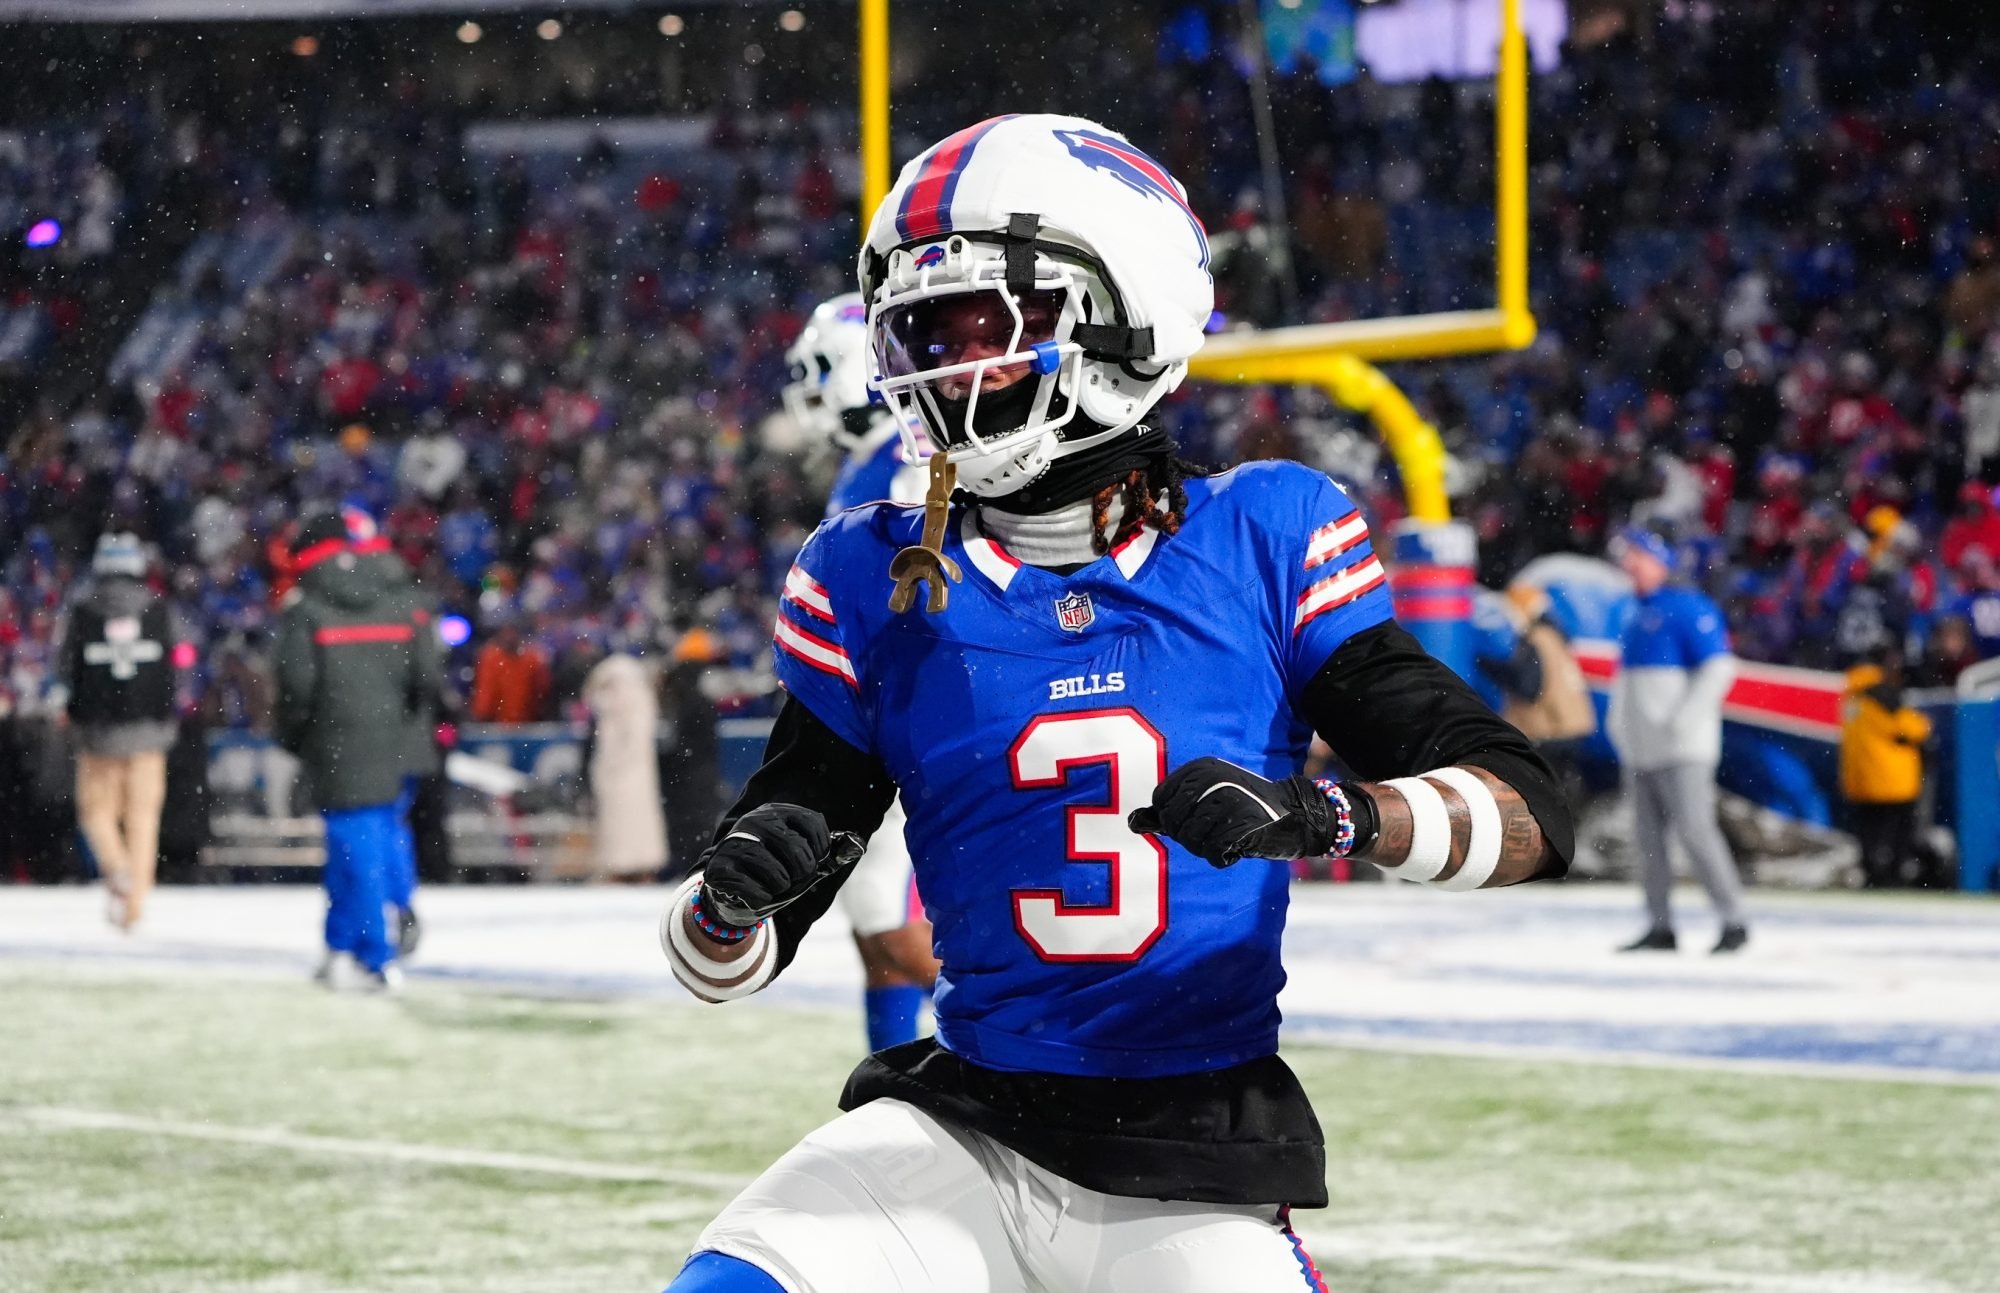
[782,295,879,452]
[869,236,1139,498]
[780,346,844,445]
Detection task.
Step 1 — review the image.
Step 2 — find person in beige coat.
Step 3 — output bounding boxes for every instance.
[1502,584,1596,745]
[583,653,668,881]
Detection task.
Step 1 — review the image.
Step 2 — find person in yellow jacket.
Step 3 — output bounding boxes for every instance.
[1840,649,1932,888]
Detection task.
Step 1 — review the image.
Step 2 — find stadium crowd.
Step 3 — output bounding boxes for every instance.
[2,0,1998,745]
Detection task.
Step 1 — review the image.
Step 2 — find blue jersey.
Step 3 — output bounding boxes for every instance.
[826,431,912,517]
[1618,585,1731,669]
[774,461,1392,1078]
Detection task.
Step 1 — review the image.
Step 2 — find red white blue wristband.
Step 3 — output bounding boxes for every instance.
[688,889,762,943]
[1311,777,1358,858]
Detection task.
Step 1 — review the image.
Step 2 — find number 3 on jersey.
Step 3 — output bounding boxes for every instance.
[1007,708,1168,963]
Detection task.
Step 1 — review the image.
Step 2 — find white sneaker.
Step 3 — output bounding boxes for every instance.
[369,963,405,995]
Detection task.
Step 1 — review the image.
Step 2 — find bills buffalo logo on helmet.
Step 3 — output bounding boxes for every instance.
[915,244,948,269]
[1052,128,1210,269]
[1053,590,1095,633]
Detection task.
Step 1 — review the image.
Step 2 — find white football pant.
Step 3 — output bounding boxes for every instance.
[692,1098,1329,1293]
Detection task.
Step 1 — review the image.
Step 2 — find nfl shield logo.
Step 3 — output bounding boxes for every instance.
[1053,591,1095,633]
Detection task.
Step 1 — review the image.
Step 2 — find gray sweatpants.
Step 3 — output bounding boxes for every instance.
[1630,762,1745,928]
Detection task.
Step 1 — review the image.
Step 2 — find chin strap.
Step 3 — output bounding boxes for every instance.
[888,453,963,614]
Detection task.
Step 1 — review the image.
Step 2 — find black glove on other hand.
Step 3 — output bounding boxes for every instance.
[698,803,861,927]
[1128,757,1362,868]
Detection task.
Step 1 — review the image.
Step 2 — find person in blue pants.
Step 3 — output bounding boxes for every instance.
[273,509,442,993]
[321,803,400,981]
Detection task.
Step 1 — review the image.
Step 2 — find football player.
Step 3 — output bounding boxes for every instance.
[662,114,1574,1292]
[781,294,940,1050]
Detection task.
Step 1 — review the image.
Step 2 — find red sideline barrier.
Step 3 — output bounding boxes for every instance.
[1571,640,1844,743]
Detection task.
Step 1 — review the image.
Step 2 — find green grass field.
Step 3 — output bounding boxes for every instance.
[4,966,1997,1293]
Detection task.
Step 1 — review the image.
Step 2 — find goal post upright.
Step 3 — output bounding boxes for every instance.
[859,0,891,226]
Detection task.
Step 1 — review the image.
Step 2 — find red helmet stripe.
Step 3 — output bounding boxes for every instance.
[895,115,1016,241]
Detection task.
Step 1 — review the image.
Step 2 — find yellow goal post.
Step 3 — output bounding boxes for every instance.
[856,0,1536,524]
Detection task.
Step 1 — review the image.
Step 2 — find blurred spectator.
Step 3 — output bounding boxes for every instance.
[659,627,726,880]
[1912,614,1982,689]
[1840,650,1933,888]
[470,622,552,724]
[1499,583,1595,747]
[1939,485,2000,573]
[158,711,212,885]
[274,511,440,992]
[55,533,181,929]
[0,703,78,884]
[1945,237,2000,339]
[1607,528,1748,955]
[1467,591,1544,717]
[1947,553,2000,659]
[583,652,667,881]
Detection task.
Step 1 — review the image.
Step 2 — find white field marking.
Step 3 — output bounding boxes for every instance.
[9,1106,1959,1291]
[7,1105,754,1192]
[1295,1231,1959,1293]
[1295,1029,2000,1089]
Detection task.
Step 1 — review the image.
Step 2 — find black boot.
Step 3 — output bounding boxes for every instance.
[1619,926,1677,952]
[1711,924,1749,954]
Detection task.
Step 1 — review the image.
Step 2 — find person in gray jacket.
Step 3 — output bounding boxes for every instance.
[1606,528,1750,954]
[56,534,184,929]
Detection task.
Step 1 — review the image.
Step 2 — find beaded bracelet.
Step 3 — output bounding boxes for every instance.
[1311,777,1358,858]
[688,889,763,943]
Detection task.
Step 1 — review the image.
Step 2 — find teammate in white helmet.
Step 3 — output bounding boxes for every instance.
[781,294,940,1051]
[662,114,1573,1292]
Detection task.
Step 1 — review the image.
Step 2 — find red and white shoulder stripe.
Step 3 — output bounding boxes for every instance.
[775,564,856,687]
[1295,512,1385,632]
[782,565,837,623]
[1295,558,1387,631]
[773,615,857,687]
[1305,512,1370,570]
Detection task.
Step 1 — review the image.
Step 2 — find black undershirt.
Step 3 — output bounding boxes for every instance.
[706,619,1572,1208]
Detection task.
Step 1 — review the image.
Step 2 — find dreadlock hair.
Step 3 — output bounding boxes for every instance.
[1088,455,1213,554]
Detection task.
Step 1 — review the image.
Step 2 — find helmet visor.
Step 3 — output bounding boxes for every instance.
[878,288,1066,401]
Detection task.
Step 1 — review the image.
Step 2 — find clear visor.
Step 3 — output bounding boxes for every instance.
[878,288,1066,400]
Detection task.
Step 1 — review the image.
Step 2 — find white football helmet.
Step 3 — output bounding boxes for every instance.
[782,293,876,451]
[861,114,1214,497]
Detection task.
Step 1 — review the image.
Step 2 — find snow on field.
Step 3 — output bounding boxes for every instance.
[4,879,1995,1079]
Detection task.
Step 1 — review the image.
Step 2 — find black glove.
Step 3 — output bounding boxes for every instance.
[698,803,863,927]
[1127,757,1373,868]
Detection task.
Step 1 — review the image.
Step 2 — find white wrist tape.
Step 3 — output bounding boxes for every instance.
[660,874,776,1001]
[1380,777,1452,882]
[1424,767,1502,891]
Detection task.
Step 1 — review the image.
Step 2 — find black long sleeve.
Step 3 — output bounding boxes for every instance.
[710,694,900,968]
[1299,621,1574,877]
